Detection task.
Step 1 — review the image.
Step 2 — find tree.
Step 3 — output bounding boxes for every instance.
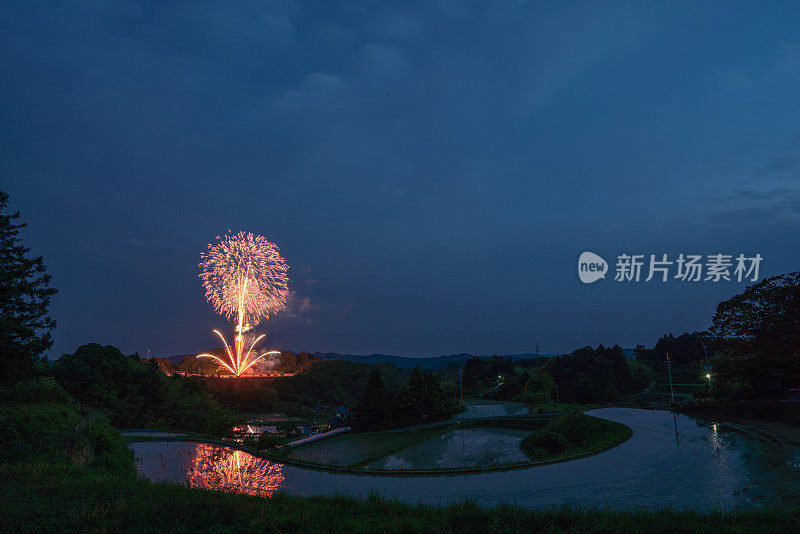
[524,369,555,406]
[353,367,458,431]
[647,331,713,364]
[0,190,57,382]
[711,271,800,391]
[545,345,648,403]
[51,343,237,436]
[276,421,300,437]
[352,369,390,430]
[395,367,457,424]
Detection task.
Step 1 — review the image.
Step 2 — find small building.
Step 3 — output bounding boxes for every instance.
[333,406,351,420]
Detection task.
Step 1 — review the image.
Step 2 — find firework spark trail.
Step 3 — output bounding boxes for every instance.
[197,231,289,376]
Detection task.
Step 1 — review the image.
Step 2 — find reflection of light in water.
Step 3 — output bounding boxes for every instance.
[709,423,722,458]
[182,444,284,497]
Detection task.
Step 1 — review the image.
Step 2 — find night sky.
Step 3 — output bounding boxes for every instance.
[3,2,800,359]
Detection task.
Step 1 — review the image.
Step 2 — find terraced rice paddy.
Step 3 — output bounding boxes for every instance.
[287,425,452,466]
[456,400,529,419]
[364,427,531,470]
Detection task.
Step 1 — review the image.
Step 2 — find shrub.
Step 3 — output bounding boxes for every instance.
[543,412,604,445]
[519,413,631,461]
[2,377,72,405]
[523,430,567,456]
[255,432,285,452]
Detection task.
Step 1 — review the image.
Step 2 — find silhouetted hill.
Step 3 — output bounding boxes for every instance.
[166,348,635,371]
[317,352,557,369]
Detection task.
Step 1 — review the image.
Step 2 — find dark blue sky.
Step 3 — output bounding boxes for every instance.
[3,1,799,358]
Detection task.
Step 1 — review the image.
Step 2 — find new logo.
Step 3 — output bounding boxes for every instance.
[578,252,608,284]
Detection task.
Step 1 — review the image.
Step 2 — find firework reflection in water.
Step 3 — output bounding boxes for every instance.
[181,443,284,497]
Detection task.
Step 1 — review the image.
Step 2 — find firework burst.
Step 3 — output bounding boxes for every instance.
[197,231,289,376]
[199,231,289,324]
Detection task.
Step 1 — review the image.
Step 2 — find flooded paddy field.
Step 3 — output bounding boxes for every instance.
[364,427,530,470]
[131,407,800,509]
[455,400,530,419]
[286,424,452,466]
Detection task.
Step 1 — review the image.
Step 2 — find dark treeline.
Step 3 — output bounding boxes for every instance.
[708,271,800,396]
[633,331,714,365]
[457,347,649,406]
[158,350,319,376]
[50,344,237,436]
[351,368,460,431]
[199,360,407,416]
[463,355,518,388]
[546,345,649,403]
[631,271,800,401]
[458,355,548,401]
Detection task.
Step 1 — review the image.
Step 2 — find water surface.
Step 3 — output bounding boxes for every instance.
[131,408,800,509]
[365,428,530,470]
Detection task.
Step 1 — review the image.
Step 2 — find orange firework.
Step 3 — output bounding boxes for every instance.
[197,231,289,376]
[182,443,284,497]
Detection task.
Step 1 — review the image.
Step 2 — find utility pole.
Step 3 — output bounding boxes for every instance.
[702,342,712,383]
[458,370,463,406]
[666,354,675,404]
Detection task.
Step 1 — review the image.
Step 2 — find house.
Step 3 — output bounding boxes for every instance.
[333,406,351,420]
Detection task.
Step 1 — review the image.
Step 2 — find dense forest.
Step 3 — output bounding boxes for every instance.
[546,345,650,403]
[351,367,460,430]
[454,347,650,406]
[199,359,408,415]
[633,331,714,365]
[50,344,237,436]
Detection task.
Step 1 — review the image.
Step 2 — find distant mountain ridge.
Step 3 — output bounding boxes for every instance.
[165,348,635,370]
[316,352,557,369]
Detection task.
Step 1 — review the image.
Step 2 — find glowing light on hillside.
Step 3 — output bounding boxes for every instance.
[197,231,289,376]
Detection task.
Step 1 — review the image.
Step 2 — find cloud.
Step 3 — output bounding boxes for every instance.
[732,188,800,201]
[279,290,314,320]
[372,10,424,41]
[511,2,665,114]
[166,0,298,53]
[706,199,800,227]
[273,72,347,112]
[717,42,800,94]
[360,43,409,78]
